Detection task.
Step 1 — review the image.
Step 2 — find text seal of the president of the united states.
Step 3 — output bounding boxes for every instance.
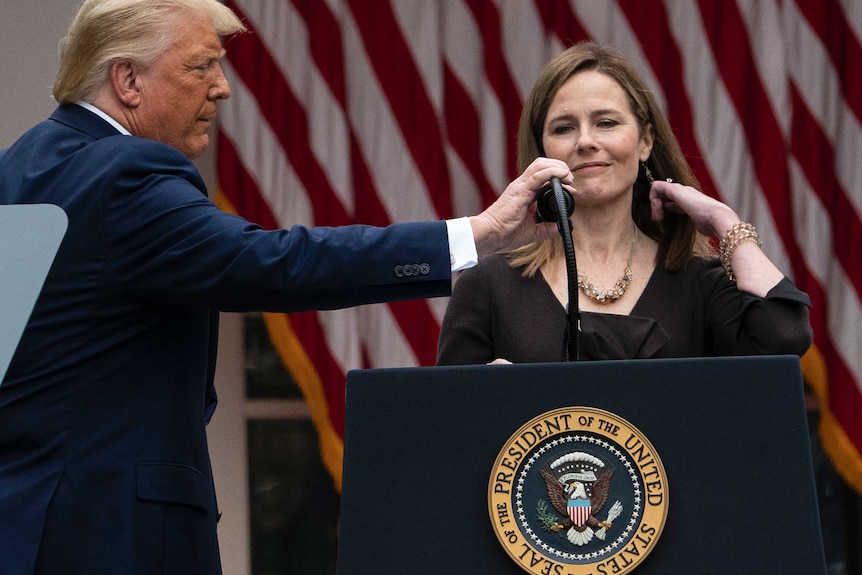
[488,407,669,575]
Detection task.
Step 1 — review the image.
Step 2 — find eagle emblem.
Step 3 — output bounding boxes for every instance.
[538,451,623,546]
[489,408,668,574]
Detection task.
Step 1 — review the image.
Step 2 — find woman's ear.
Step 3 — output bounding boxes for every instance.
[639,123,655,162]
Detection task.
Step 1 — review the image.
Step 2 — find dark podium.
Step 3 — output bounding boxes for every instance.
[336,356,826,574]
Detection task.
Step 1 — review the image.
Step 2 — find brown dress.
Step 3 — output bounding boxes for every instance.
[437,254,812,365]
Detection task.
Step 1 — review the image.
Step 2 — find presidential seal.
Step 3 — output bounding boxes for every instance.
[488,407,668,575]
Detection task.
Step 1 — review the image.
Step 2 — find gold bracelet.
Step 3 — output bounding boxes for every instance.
[718,222,762,281]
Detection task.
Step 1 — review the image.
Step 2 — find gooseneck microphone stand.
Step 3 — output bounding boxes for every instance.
[544,176,579,361]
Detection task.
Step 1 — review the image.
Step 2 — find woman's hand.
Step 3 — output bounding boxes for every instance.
[648,179,739,239]
[649,180,784,295]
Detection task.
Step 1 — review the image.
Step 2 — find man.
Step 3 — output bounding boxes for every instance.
[0,0,572,573]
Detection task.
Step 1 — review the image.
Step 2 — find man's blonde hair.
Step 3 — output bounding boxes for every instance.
[53,0,246,104]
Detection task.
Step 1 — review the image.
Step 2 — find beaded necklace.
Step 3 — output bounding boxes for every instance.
[576,225,638,303]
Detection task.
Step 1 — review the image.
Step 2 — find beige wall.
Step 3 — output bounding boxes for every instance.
[1,2,249,572]
[0,2,78,147]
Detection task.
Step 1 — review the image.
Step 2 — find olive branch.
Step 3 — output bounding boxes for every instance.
[536,499,564,533]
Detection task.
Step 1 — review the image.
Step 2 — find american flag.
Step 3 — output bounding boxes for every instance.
[215,0,862,494]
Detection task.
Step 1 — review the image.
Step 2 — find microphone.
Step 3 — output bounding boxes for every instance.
[535,177,574,224]
[537,176,579,361]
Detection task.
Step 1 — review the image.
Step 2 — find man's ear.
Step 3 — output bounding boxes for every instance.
[109,60,142,107]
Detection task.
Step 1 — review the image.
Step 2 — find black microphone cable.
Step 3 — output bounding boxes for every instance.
[547,176,579,361]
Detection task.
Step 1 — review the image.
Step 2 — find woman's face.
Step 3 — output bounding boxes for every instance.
[542,70,653,207]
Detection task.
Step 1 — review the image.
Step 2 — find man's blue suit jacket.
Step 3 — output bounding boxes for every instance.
[0,104,452,574]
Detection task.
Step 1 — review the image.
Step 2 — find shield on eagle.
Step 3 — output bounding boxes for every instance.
[567,496,591,528]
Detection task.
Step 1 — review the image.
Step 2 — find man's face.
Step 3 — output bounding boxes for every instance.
[129,15,230,159]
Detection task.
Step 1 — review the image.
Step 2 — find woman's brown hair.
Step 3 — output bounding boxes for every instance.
[509,41,712,276]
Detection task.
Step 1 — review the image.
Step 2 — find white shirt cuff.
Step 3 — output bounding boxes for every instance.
[446,217,478,272]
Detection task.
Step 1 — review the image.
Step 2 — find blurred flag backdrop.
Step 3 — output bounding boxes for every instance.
[215,0,862,493]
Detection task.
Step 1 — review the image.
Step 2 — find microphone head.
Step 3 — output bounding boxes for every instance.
[535,177,574,223]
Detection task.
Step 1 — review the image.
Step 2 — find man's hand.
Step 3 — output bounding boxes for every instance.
[469,157,574,257]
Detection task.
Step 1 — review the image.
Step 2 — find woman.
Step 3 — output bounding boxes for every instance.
[437,42,812,365]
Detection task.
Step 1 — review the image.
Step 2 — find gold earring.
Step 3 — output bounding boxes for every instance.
[642,162,654,183]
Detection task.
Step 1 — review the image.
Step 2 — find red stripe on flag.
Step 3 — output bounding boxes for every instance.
[804,272,862,472]
[792,234,862,467]
[225,1,351,226]
[533,0,590,53]
[216,133,280,231]
[696,0,806,276]
[794,0,862,126]
[443,64,500,208]
[347,0,454,219]
[346,129,444,367]
[693,8,862,477]
[464,0,524,178]
[291,0,348,108]
[287,311,348,433]
[387,300,441,367]
[617,0,722,200]
[216,0,862,495]
[789,87,862,300]
[822,342,862,461]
